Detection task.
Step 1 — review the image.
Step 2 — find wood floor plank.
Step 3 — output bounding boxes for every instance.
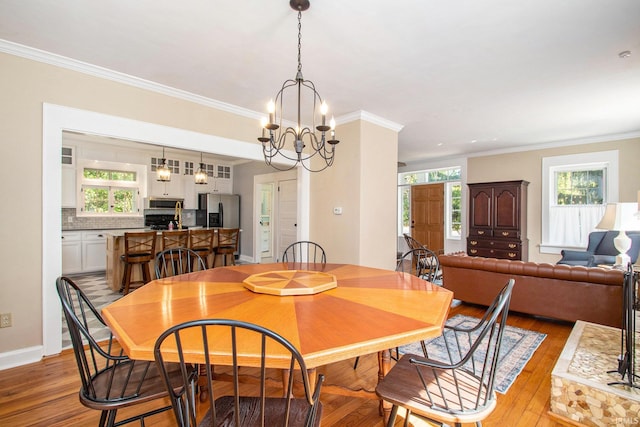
[0,303,575,426]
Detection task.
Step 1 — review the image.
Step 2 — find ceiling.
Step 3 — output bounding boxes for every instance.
[1,0,639,167]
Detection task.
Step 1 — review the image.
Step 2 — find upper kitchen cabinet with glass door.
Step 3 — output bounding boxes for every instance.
[61,145,76,208]
[148,154,184,199]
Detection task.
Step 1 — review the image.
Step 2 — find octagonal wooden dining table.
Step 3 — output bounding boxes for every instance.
[102,262,453,419]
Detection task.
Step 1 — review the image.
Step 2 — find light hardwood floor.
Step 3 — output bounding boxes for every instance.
[0,302,573,426]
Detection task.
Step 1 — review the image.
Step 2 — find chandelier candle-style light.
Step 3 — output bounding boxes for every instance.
[258,0,339,172]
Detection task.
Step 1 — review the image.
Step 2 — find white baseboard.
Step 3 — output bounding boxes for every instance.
[239,254,255,264]
[0,346,43,371]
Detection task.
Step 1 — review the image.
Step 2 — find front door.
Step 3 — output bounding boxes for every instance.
[410,183,445,254]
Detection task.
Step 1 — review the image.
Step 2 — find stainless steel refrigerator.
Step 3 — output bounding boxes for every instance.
[197,193,240,229]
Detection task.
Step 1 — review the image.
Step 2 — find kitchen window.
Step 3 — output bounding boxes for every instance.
[78,160,145,217]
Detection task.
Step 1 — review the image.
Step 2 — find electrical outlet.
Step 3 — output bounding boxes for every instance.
[0,313,11,328]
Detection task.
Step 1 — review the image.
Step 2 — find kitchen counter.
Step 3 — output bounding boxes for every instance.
[104,227,236,291]
[103,227,202,237]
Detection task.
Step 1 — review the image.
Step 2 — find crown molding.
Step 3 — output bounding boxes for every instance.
[339,110,404,132]
[0,39,405,134]
[465,130,640,160]
[0,39,261,120]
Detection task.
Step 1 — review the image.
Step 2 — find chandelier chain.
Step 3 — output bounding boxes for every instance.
[297,11,302,74]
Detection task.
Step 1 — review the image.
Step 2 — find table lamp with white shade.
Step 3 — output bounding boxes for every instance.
[595,202,640,266]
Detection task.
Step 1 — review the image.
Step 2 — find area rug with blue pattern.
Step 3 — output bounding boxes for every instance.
[398,314,546,394]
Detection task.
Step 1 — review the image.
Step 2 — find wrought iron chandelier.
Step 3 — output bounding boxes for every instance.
[258,0,339,172]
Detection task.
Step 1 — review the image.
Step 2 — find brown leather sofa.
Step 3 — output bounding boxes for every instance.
[440,253,624,328]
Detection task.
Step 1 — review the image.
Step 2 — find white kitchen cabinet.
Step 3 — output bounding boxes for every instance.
[62,231,83,274]
[148,173,184,199]
[61,146,76,208]
[82,231,107,272]
[183,177,199,209]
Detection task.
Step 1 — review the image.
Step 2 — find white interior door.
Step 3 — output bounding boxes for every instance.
[253,170,298,263]
[276,179,298,261]
[259,183,274,263]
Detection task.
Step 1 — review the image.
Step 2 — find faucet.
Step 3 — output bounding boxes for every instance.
[174,201,183,230]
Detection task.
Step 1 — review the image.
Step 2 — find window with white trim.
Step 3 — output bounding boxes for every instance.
[541,150,618,253]
[78,161,146,217]
[447,182,462,239]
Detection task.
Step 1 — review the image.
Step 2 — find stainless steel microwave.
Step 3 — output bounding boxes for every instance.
[144,197,184,209]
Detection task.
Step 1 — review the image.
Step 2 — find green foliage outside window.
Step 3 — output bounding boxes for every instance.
[83,187,109,213]
[113,189,136,213]
[84,168,136,182]
[401,187,411,230]
[81,167,138,215]
[555,170,604,205]
[450,184,462,236]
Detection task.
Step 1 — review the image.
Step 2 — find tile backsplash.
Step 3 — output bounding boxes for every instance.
[62,208,144,230]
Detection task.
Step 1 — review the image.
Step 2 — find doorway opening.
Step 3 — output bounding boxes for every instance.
[43,104,310,357]
[253,170,298,263]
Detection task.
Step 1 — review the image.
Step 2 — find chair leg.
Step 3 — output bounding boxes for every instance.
[105,409,117,427]
[353,356,360,369]
[142,262,151,284]
[121,263,132,295]
[386,405,398,427]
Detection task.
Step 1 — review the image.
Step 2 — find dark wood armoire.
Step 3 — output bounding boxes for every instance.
[467,180,529,261]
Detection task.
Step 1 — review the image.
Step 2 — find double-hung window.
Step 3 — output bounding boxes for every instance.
[541,150,618,253]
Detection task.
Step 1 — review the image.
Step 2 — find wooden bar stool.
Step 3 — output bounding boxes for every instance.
[120,231,157,295]
[161,229,189,250]
[188,229,215,268]
[213,228,239,266]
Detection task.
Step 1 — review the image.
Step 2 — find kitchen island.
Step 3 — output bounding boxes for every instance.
[104,228,236,291]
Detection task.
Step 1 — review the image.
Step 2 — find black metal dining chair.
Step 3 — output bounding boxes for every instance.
[396,247,442,285]
[56,276,183,427]
[376,279,515,427]
[353,247,441,370]
[282,241,326,264]
[154,318,324,427]
[155,247,206,279]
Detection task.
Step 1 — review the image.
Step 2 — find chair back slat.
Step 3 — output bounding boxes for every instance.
[282,241,326,264]
[412,279,514,413]
[396,248,440,283]
[162,230,189,250]
[56,276,180,425]
[376,279,514,426]
[154,319,324,427]
[155,247,207,279]
[123,231,157,260]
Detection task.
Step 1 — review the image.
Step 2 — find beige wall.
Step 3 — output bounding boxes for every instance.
[359,121,398,269]
[0,52,400,358]
[467,138,640,264]
[310,120,399,269]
